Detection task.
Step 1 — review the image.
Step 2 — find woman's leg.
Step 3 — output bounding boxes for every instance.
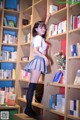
[24,70,41,117]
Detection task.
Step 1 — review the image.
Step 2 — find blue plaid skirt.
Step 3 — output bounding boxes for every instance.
[24,55,47,74]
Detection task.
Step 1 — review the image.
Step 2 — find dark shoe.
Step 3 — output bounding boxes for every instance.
[24,108,38,118]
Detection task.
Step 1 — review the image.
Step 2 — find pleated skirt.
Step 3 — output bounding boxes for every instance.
[24,55,47,74]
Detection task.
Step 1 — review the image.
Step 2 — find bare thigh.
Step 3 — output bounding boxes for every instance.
[30,69,41,83]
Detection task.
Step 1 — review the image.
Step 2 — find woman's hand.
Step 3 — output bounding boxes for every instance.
[44,56,49,66]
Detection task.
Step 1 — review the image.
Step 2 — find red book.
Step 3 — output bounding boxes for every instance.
[74,17,77,29]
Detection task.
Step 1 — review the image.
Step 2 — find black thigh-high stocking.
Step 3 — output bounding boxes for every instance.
[24,83,37,117]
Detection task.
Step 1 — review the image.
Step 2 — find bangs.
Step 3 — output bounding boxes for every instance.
[39,23,46,29]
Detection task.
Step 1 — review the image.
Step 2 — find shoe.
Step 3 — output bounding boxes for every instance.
[24,108,38,118]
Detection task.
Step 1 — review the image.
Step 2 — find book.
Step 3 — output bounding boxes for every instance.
[53,71,63,83]
[71,44,77,56]
[74,69,80,85]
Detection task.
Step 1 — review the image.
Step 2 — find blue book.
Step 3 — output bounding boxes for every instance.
[53,71,63,82]
[5,0,17,10]
[71,44,77,56]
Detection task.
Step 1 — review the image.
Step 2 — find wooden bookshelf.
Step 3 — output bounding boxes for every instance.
[1,0,80,120]
[43,0,80,120]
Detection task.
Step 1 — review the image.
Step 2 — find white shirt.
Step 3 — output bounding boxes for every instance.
[32,35,47,56]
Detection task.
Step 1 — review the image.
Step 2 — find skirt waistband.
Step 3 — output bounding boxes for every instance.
[34,55,44,60]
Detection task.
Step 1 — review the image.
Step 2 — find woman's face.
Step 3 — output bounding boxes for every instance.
[35,25,46,36]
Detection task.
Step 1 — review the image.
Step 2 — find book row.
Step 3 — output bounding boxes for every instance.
[3,34,17,44]
[0,87,16,106]
[49,20,66,36]
[49,94,65,112]
[0,51,17,61]
[0,69,16,79]
[70,99,80,117]
[70,15,80,30]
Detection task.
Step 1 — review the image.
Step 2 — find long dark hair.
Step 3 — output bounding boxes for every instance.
[32,21,46,38]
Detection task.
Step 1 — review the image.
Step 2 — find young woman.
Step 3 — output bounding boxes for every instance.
[24,14,50,118]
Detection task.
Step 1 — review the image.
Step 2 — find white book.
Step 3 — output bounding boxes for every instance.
[58,22,62,34]
[0,91,5,104]
[77,16,80,28]
[74,69,80,85]
[62,20,67,33]
[70,100,74,111]
[56,94,62,110]
[77,43,80,56]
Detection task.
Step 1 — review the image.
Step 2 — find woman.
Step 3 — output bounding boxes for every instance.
[24,14,50,118]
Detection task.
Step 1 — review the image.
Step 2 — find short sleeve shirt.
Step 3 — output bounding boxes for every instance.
[32,35,47,55]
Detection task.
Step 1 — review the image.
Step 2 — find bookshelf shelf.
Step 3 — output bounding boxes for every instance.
[18,97,43,109]
[0,60,17,63]
[22,24,31,30]
[19,61,29,64]
[19,79,29,82]
[68,85,80,89]
[68,56,80,60]
[0,104,20,110]
[0,79,16,81]
[67,114,80,120]
[4,9,20,16]
[19,79,44,84]
[48,82,65,87]
[3,26,19,31]
[48,32,66,40]
[69,28,80,34]
[51,7,67,16]
[2,43,17,46]
[47,109,65,116]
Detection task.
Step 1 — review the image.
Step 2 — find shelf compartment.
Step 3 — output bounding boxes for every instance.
[34,0,47,20]
[47,109,64,116]
[18,97,43,109]
[70,3,80,8]
[48,82,65,87]
[50,7,67,24]
[48,32,66,40]
[67,114,80,120]
[23,6,32,15]
[69,4,80,15]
